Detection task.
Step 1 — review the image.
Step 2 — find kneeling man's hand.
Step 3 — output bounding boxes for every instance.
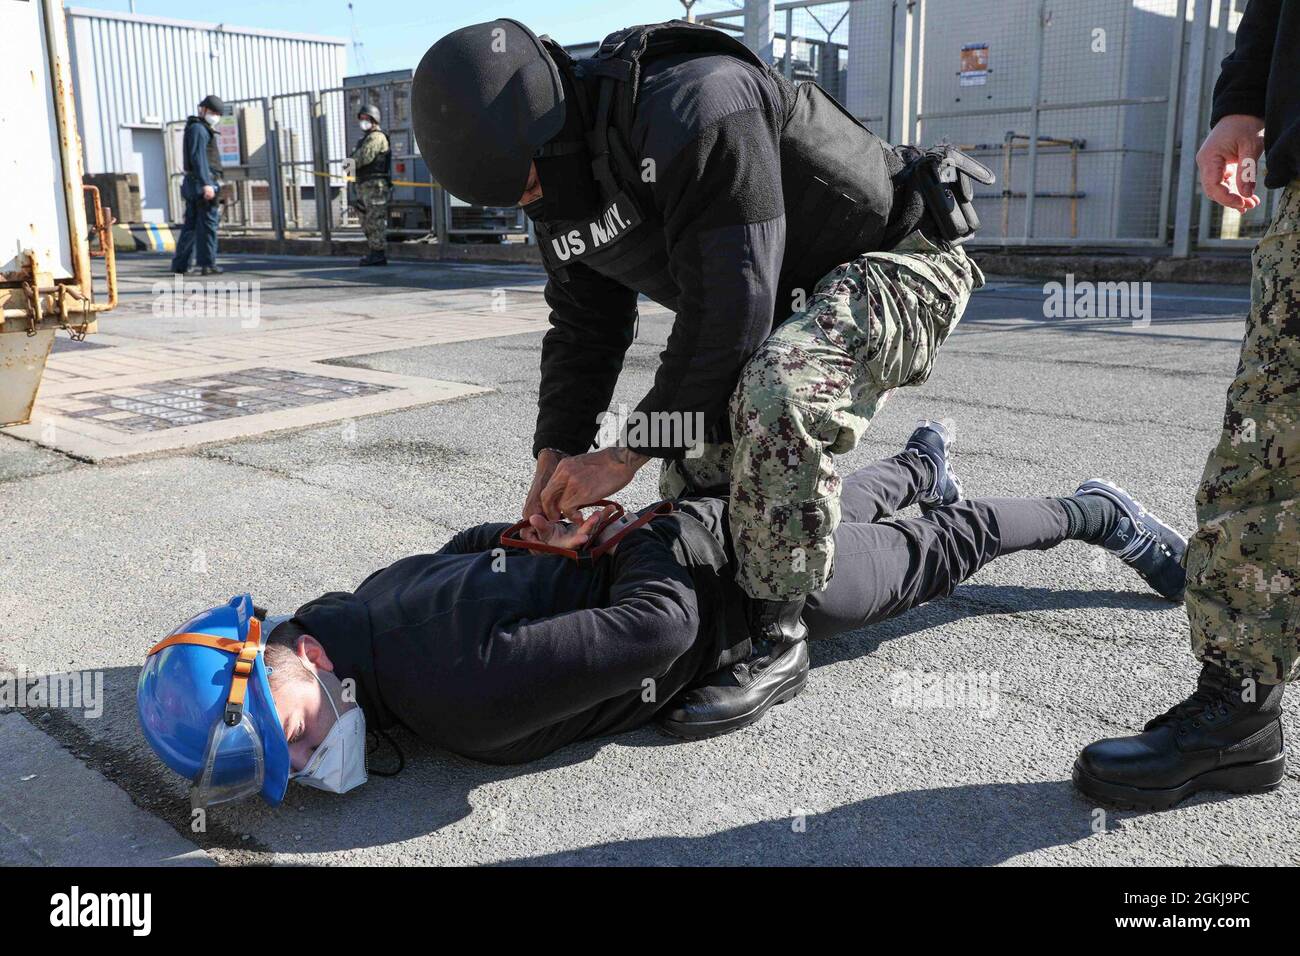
[540,447,649,523]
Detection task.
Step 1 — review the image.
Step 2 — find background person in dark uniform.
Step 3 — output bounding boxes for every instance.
[171,94,225,276]
[412,20,995,737]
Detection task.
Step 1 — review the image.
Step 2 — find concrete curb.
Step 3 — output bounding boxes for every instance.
[970,250,1253,285]
[147,235,1253,285]
[0,713,213,866]
[217,235,543,267]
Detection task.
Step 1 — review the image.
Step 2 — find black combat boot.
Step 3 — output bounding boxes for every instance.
[1073,662,1285,810]
[656,597,810,740]
[359,251,388,267]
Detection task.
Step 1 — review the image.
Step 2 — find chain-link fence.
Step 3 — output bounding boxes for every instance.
[694,0,1265,254]
[912,0,1184,245]
[161,2,1267,255]
[165,76,525,245]
[698,1,891,128]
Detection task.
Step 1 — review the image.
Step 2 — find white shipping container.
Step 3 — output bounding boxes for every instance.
[2,0,77,278]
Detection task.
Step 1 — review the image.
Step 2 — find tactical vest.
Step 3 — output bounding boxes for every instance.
[355,130,392,182]
[531,20,906,316]
[183,116,224,180]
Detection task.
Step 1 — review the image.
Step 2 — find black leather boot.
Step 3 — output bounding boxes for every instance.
[656,597,810,741]
[1073,662,1285,810]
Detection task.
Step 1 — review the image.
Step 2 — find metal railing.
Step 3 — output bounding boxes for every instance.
[165,81,526,246]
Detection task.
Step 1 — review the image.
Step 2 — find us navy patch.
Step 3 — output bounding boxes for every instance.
[545,192,644,265]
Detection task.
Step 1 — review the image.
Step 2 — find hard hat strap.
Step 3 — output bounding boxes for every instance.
[146,617,264,725]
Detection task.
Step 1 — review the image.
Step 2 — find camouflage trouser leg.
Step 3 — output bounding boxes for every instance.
[663,233,983,600]
[660,441,734,499]
[1186,181,1300,686]
[358,180,390,252]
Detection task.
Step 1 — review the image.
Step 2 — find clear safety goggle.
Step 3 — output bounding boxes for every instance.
[147,617,268,809]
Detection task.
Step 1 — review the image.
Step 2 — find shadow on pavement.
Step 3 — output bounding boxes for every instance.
[811,583,1175,671]
[76,584,1176,857]
[494,779,1100,865]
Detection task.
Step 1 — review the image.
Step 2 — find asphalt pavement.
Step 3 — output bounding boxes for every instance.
[2,250,1293,866]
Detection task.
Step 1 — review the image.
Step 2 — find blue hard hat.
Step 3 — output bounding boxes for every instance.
[137,594,291,807]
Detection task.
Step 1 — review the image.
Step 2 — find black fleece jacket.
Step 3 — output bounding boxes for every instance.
[533,54,786,461]
[1210,0,1300,189]
[293,500,748,765]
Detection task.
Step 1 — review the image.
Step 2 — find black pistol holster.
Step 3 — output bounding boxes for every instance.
[898,144,997,245]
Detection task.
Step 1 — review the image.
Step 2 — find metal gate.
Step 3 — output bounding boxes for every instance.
[270,91,324,234]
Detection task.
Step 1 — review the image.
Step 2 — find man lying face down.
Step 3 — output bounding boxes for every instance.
[138,423,1187,808]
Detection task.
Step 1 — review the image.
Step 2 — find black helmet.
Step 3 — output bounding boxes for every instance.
[412,19,565,206]
[198,94,225,115]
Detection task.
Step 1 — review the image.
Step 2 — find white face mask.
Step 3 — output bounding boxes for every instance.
[203,111,220,127]
[359,119,374,132]
[292,670,368,794]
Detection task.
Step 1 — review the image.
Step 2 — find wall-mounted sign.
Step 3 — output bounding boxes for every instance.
[216,114,241,167]
[960,43,989,87]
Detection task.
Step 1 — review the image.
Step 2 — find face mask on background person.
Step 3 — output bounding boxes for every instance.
[359,119,374,132]
[291,669,368,794]
[203,110,220,127]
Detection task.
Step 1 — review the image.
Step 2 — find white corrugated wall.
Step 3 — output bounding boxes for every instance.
[65,6,346,175]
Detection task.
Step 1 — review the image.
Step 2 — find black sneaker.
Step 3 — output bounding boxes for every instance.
[1075,479,1187,601]
[905,420,963,511]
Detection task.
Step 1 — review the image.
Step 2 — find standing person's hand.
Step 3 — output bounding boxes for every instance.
[1197,114,1266,211]
[540,447,649,523]
[202,184,216,201]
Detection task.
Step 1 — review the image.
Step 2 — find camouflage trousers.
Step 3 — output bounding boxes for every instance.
[661,233,985,600]
[358,179,390,252]
[1186,181,1300,685]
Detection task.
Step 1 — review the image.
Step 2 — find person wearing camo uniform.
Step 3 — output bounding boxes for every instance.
[411,19,1001,738]
[655,231,987,731]
[351,104,391,267]
[660,232,983,603]
[1074,0,1299,810]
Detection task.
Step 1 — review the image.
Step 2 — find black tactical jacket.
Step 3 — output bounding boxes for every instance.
[181,116,223,187]
[294,498,749,765]
[531,26,904,461]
